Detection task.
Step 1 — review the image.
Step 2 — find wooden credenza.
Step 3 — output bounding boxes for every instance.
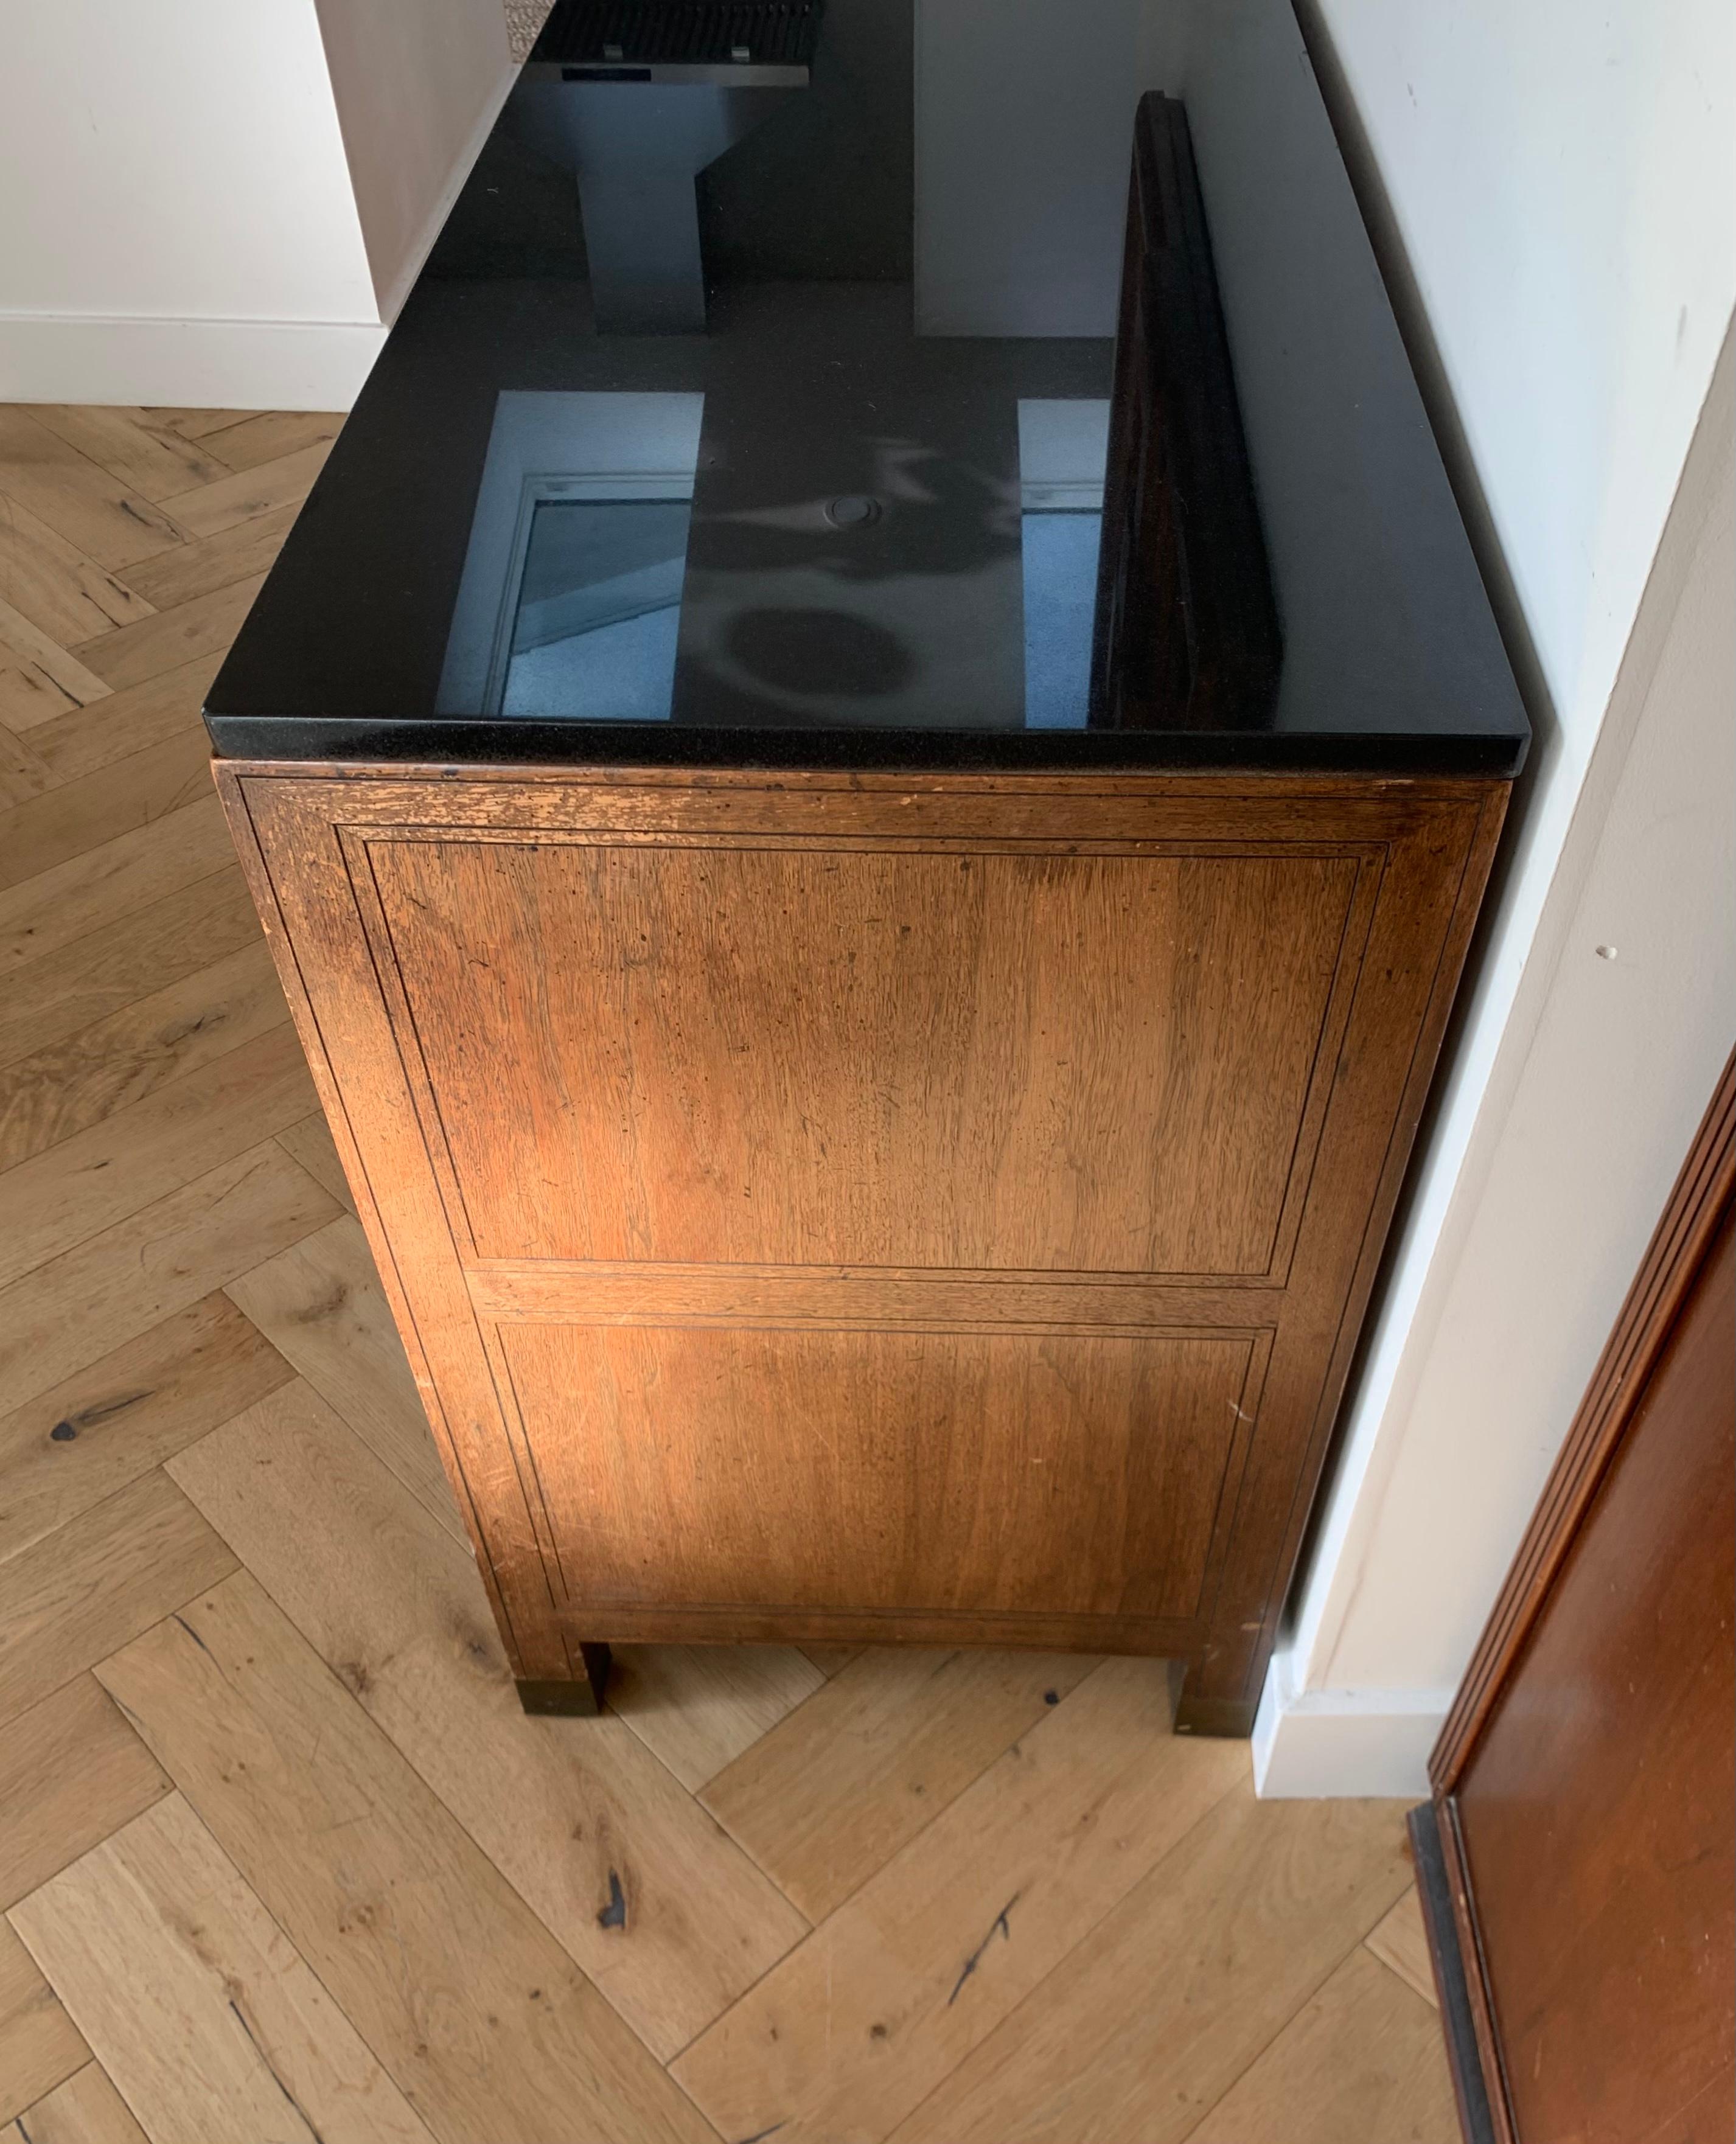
[218,758,1505,1732]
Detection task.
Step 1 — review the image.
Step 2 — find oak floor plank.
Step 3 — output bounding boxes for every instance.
[0,495,156,644]
[610,1644,826,1794]
[2,2062,149,2144]
[0,409,187,574]
[0,1141,338,1413]
[26,408,234,505]
[701,1647,1099,1921]
[0,1679,169,1913]
[168,1383,809,2061]
[0,1922,89,2125]
[158,446,332,543]
[273,1112,356,1214]
[0,796,234,978]
[887,1787,1416,2144]
[117,504,300,611]
[0,941,288,1169]
[0,1292,292,1569]
[200,412,342,476]
[25,650,223,782]
[11,1794,435,2144]
[800,1645,865,1676]
[0,1470,237,1730]
[1184,1945,1460,2144]
[0,722,57,809]
[0,729,215,896]
[0,1025,316,1290]
[1365,1885,1439,2010]
[68,574,266,695]
[0,593,113,718]
[96,1576,720,2144]
[672,1658,1246,2144]
[0,866,259,1071]
[144,408,251,442]
[223,1217,464,1542]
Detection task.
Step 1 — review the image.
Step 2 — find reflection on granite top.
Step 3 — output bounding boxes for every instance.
[207,0,1528,776]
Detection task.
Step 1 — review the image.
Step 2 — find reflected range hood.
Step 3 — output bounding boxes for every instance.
[511,0,823,333]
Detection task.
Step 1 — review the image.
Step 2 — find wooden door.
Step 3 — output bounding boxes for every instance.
[218,762,1502,1728]
[1416,1056,1735,2143]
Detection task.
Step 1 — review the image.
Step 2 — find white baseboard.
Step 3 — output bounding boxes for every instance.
[1251,1657,1453,1798]
[0,313,391,413]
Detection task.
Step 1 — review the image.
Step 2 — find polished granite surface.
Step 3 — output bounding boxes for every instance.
[206,0,1529,774]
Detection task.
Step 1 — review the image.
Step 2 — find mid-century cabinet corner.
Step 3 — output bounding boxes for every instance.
[217,758,1506,1732]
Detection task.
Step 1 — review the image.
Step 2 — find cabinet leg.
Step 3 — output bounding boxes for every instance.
[515,1642,612,1717]
[1173,1652,1260,1738]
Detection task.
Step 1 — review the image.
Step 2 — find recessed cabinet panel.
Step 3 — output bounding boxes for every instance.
[369,838,1359,1276]
[500,1321,1255,1622]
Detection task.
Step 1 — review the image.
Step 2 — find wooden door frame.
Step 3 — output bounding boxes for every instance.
[1410,1049,1736,2143]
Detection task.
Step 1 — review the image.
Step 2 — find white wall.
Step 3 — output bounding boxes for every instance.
[1255,0,1735,1789]
[0,0,511,409]
[312,0,515,318]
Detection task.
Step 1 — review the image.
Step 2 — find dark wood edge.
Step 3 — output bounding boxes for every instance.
[516,1645,612,1716]
[1213,781,1511,1704]
[209,757,540,1679]
[1409,1801,1501,2144]
[1430,1048,1736,1789]
[210,756,1507,802]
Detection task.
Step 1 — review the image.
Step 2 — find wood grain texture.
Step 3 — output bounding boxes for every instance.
[506,1321,1252,1621]
[607,1643,826,1792]
[26,408,232,504]
[0,495,154,644]
[25,652,223,782]
[1185,1946,1458,2144]
[0,721,55,809]
[0,866,260,1070]
[95,1576,720,2144]
[672,1658,1245,2143]
[887,1786,1415,2144]
[225,762,1504,1722]
[223,1216,462,1542]
[0,1025,316,1290]
[371,837,1355,1276]
[68,575,266,695]
[0,796,233,977]
[1365,1888,1437,2010]
[1427,1056,1735,2144]
[10,1794,434,2144]
[0,1142,336,1413]
[0,1470,236,1728]
[156,446,331,542]
[0,1679,168,1913]
[166,1383,809,2060]
[0,408,186,573]
[0,1291,291,1567]
[1,2063,149,2144]
[1454,1215,1735,2144]
[0,729,217,896]
[116,504,301,612]
[0,1921,88,2125]
[273,1112,357,1214]
[0,400,1469,2140]
[0,941,288,1171]
[701,1648,1100,1921]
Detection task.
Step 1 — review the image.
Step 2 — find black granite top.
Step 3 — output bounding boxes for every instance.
[206,0,1529,776]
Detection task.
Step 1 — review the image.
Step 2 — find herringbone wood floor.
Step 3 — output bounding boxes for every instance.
[0,402,1458,2143]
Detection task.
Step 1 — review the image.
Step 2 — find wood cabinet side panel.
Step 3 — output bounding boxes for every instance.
[217,765,573,1679]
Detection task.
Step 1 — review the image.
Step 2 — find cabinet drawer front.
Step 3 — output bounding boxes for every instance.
[500,1321,1260,1624]
[367,836,1362,1279]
